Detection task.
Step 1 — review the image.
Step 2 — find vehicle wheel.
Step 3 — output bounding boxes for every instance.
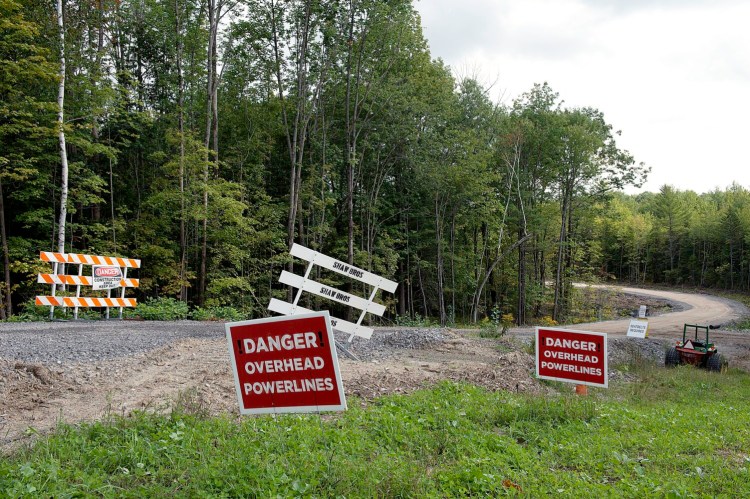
[665,347,680,367]
[707,354,726,373]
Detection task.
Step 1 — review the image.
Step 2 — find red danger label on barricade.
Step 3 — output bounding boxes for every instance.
[536,327,608,388]
[92,265,123,290]
[94,266,121,277]
[225,312,346,414]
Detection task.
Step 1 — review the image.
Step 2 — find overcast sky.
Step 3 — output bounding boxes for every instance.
[415,0,750,194]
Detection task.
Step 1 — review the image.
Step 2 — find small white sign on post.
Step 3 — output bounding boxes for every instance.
[627,319,649,338]
[92,265,123,290]
[638,305,647,318]
[268,244,397,341]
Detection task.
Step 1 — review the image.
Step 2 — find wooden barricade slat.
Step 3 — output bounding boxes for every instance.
[36,296,137,307]
[37,274,139,287]
[40,251,141,268]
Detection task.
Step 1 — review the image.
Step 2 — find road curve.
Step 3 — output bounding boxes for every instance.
[562,285,748,337]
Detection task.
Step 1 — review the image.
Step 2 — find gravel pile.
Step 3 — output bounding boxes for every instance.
[335,327,450,361]
[607,337,669,367]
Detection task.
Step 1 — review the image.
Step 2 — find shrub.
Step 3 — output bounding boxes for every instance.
[539,315,558,326]
[394,314,434,327]
[500,313,515,335]
[130,297,189,320]
[479,306,504,338]
[5,299,52,322]
[190,306,245,322]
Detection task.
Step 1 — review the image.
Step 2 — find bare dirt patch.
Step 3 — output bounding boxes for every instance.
[0,330,545,451]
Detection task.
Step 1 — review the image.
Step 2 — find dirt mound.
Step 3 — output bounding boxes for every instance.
[0,361,76,429]
[341,334,547,401]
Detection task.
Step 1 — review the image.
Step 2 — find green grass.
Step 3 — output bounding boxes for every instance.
[2,367,750,497]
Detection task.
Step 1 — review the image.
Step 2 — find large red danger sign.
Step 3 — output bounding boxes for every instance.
[536,327,608,388]
[226,312,346,414]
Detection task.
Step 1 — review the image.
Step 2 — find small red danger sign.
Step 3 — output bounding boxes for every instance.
[94,266,121,277]
[536,327,608,388]
[225,312,346,414]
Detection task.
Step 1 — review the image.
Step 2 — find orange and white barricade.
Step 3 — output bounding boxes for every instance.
[36,251,140,319]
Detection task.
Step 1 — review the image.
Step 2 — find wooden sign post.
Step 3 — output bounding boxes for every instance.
[268,244,397,341]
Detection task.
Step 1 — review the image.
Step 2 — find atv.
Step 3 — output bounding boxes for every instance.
[665,324,727,372]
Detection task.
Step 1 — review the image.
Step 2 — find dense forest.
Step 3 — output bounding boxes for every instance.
[1,0,747,325]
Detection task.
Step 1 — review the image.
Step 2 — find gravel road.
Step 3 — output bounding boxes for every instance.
[0,286,747,365]
[566,286,748,335]
[0,320,449,365]
[0,321,225,363]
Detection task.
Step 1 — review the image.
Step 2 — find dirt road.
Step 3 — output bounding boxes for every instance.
[565,285,746,336]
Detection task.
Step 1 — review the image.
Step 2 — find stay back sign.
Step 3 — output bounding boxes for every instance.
[226,312,346,414]
[536,327,608,388]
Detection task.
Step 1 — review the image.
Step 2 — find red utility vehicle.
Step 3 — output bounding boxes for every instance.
[665,324,726,372]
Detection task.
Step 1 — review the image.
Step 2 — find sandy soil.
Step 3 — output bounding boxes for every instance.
[1,286,748,452]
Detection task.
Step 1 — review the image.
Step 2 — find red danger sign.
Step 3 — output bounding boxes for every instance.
[94,266,121,277]
[226,312,346,414]
[536,327,608,388]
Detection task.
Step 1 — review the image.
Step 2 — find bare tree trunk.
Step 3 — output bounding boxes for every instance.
[435,195,445,326]
[450,213,456,324]
[0,178,10,318]
[397,258,405,316]
[176,0,187,301]
[55,0,69,305]
[201,0,220,305]
[344,2,356,271]
[416,258,428,317]
[517,229,526,325]
[553,188,570,322]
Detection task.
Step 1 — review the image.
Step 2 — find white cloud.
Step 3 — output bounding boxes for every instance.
[415,0,750,193]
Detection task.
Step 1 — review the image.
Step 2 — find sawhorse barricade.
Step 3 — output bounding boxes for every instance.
[268,243,397,341]
[36,251,140,319]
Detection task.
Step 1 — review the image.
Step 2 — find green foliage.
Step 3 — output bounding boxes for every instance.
[3,370,750,496]
[393,314,435,327]
[4,299,50,322]
[189,305,245,322]
[479,306,503,338]
[128,297,189,321]
[3,0,748,329]
[524,336,536,355]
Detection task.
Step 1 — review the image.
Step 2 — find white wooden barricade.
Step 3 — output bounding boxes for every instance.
[36,251,140,319]
[268,244,398,340]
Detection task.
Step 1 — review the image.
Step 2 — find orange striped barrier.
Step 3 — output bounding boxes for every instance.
[37,274,139,287]
[38,250,140,317]
[35,296,137,307]
[40,251,140,268]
